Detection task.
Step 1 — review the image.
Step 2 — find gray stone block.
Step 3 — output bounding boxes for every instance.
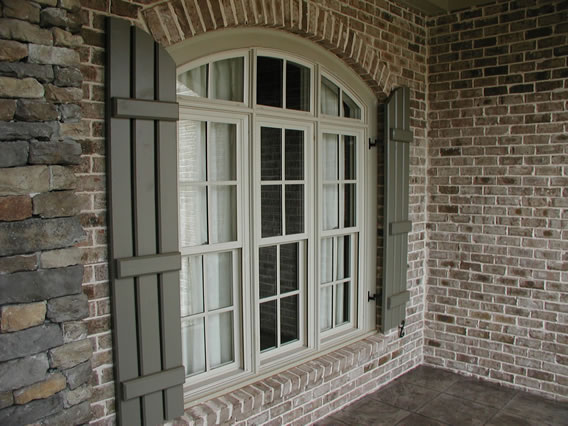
[0,265,84,304]
[62,321,87,343]
[0,353,49,393]
[58,103,81,122]
[0,324,63,362]
[63,384,91,408]
[33,190,81,218]
[47,293,89,322]
[0,141,29,168]
[0,217,84,257]
[0,62,54,83]
[63,360,91,390]
[0,99,16,121]
[0,393,62,426]
[40,247,80,268]
[41,400,90,426]
[15,100,59,121]
[53,66,82,87]
[49,165,77,190]
[0,121,58,141]
[49,339,93,369]
[28,44,79,66]
[29,139,82,165]
[0,254,38,274]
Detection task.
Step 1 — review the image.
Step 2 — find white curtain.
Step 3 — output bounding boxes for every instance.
[320,238,333,331]
[322,133,339,230]
[211,57,244,102]
[321,77,339,116]
[179,120,207,247]
[205,252,234,369]
[177,65,207,97]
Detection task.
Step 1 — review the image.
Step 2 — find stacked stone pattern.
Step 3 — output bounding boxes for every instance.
[0,0,93,424]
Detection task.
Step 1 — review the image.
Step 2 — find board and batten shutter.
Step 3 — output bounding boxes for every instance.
[106,17,185,425]
[382,86,412,332]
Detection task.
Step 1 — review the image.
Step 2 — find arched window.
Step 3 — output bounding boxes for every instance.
[171,29,378,400]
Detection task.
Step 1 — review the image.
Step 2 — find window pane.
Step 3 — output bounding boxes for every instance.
[211,57,244,102]
[182,318,205,376]
[336,236,351,280]
[280,295,298,345]
[179,185,208,247]
[209,123,236,181]
[261,127,282,181]
[320,238,333,283]
[179,120,206,182]
[344,135,356,180]
[322,133,338,181]
[257,56,283,107]
[210,186,237,243]
[205,252,233,310]
[323,184,338,230]
[285,129,303,180]
[260,301,277,351]
[208,311,234,369]
[259,245,277,298]
[344,184,356,228]
[285,184,304,235]
[280,243,298,293]
[335,282,350,326]
[286,61,310,111]
[177,64,207,97]
[321,76,339,116]
[180,256,204,316]
[320,286,332,331]
[342,91,361,119]
[261,185,282,238]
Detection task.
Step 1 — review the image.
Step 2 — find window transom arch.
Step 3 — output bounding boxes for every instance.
[169,28,378,401]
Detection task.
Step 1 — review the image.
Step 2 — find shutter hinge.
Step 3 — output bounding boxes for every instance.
[368,138,378,149]
[367,291,377,302]
[399,320,406,338]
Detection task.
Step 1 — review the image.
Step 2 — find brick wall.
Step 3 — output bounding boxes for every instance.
[80,0,428,424]
[0,0,93,424]
[425,0,568,401]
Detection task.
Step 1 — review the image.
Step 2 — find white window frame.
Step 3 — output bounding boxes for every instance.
[171,28,378,406]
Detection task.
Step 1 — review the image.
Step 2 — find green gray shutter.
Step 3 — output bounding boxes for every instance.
[106,17,185,425]
[382,86,412,332]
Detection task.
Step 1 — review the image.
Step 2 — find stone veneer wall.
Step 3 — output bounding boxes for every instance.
[425,0,568,401]
[79,0,428,424]
[0,0,94,424]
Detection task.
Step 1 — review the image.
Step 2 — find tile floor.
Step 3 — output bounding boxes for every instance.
[315,365,568,425]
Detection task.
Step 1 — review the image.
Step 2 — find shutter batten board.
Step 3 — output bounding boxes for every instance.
[112,97,179,121]
[122,366,186,400]
[116,252,182,279]
[106,17,184,425]
[382,86,412,332]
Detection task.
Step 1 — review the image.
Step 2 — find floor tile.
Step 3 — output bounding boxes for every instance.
[502,392,568,425]
[395,365,459,392]
[332,399,411,426]
[369,380,438,411]
[485,412,544,426]
[443,376,517,409]
[417,393,498,426]
[395,413,448,426]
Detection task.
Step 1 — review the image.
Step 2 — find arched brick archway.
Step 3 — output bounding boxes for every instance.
[138,0,399,100]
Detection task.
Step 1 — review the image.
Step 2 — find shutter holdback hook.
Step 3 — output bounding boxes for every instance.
[398,320,405,338]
